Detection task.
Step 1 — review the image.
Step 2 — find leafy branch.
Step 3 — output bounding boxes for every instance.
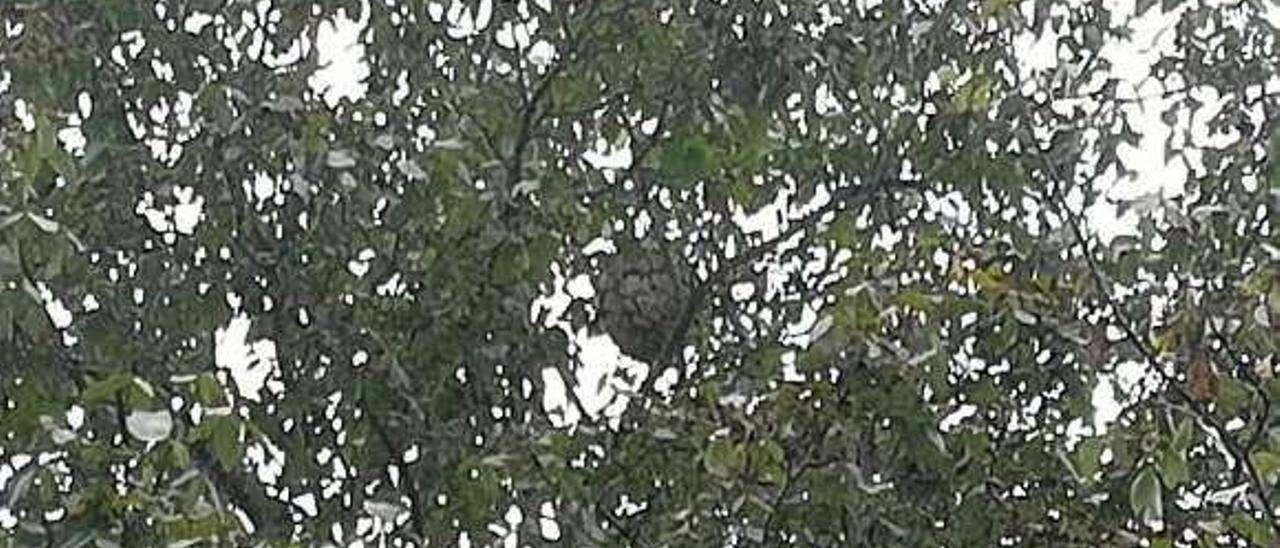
[655,175,915,382]
[1040,155,1280,539]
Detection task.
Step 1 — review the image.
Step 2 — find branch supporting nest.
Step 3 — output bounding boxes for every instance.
[592,177,912,384]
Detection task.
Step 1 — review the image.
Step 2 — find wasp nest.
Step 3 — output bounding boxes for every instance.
[593,244,692,363]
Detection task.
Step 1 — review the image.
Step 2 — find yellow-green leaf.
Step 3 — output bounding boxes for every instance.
[1227,512,1274,545]
[1073,437,1104,481]
[1158,449,1189,488]
[1251,451,1280,484]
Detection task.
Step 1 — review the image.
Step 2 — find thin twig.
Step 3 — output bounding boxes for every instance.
[1207,320,1272,454]
[505,2,602,189]
[365,397,427,539]
[1040,155,1280,538]
[655,176,914,380]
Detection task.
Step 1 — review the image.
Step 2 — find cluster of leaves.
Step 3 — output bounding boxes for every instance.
[0,0,1278,546]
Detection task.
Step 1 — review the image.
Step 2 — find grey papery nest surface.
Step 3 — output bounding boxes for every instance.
[592,244,692,364]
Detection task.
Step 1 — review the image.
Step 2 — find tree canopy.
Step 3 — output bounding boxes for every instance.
[1,0,1280,546]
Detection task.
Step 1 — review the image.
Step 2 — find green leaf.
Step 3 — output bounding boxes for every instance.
[0,298,11,343]
[163,441,191,471]
[80,374,157,410]
[525,233,560,275]
[952,73,992,113]
[725,110,773,176]
[492,242,530,285]
[157,514,240,541]
[1150,326,1180,356]
[207,416,242,472]
[895,290,941,312]
[703,439,744,479]
[81,373,135,403]
[1217,377,1251,417]
[1227,512,1274,545]
[303,113,331,154]
[1158,449,1189,488]
[728,180,758,207]
[1172,418,1195,452]
[0,241,20,277]
[749,439,786,485]
[1072,437,1104,481]
[35,113,56,160]
[1251,451,1280,484]
[1129,466,1163,528]
[658,131,715,185]
[193,373,223,405]
[827,216,857,248]
[45,148,76,180]
[1,377,59,442]
[979,0,1017,17]
[451,460,501,527]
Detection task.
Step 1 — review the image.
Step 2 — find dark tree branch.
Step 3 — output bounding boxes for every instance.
[759,421,825,545]
[504,2,602,190]
[1207,320,1272,455]
[366,399,427,540]
[1039,155,1280,539]
[655,176,915,382]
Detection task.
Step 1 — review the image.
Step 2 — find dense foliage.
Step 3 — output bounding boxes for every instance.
[2,0,1280,546]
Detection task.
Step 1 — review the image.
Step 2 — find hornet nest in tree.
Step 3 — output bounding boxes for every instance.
[592,239,693,364]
